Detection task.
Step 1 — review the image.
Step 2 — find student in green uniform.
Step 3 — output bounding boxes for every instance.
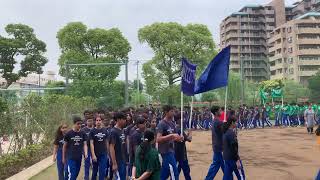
[274,103,282,126]
[282,103,290,127]
[132,130,161,180]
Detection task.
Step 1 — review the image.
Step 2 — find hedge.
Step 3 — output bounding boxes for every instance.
[0,143,51,180]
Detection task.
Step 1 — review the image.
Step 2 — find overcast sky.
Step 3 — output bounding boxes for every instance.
[0,0,296,81]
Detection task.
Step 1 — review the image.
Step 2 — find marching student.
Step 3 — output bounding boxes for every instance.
[109,112,127,180]
[129,117,147,179]
[304,104,316,134]
[132,130,161,180]
[205,106,224,180]
[90,115,108,180]
[62,116,88,180]
[82,117,94,180]
[222,117,245,180]
[175,115,192,180]
[53,123,68,180]
[156,105,183,180]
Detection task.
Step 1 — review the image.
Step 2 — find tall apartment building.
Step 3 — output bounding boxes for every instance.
[220,0,285,82]
[269,12,320,85]
[220,0,320,82]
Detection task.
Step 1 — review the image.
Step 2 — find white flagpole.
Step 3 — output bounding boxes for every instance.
[181,92,184,137]
[189,96,194,129]
[224,86,228,122]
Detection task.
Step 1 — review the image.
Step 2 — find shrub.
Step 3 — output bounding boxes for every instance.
[0,143,51,179]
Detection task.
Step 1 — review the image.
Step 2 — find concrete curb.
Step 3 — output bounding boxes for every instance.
[6,155,54,180]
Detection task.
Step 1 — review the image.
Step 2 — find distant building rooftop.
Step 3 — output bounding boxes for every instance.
[296,12,320,19]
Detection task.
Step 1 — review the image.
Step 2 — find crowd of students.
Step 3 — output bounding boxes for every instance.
[52,102,319,180]
[182,102,319,134]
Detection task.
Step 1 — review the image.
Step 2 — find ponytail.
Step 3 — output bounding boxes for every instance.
[139,130,155,161]
[222,116,237,134]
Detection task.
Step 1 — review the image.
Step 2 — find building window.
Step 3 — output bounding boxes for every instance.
[288,37,292,43]
[288,47,293,53]
[287,27,292,33]
[289,68,294,74]
[288,58,293,64]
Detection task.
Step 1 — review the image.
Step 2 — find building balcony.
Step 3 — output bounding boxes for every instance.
[298,60,320,66]
[268,33,285,43]
[271,73,285,80]
[240,49,267,54]
[266,18,275,23]
[297,28,320,34]
[270,63,284,71]
[244,71,268,77]
[225,25,240,32]
[298,49,320,55]
[240,26,265,30]
[265,10,275,14]
[226,33,239,39]
[230,64,240,69]
[297,38,320,45]
[239,33,266,38]
[299,70,318,77]
[225,17,239,25]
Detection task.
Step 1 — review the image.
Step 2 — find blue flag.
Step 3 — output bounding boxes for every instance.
[194,46,230,94]
[181,58,197,96]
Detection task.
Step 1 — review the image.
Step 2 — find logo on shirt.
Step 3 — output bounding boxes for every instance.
[59,139,65,145]
[95,133,106,142]
[71,136,83,146]
[120,133,125,144]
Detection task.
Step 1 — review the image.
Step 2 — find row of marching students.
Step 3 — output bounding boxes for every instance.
[52,106,192,180]
[205,106,246,180]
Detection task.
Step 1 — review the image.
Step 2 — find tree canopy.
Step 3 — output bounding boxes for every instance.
[139,22,216,104]
[0,24,47,88]
[57,22,131,98]
[308,71,320,102]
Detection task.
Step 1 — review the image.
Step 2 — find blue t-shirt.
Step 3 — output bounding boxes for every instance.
[156,119,176,154]
[54,136,65,149]
[211,118,223,152]
[130,129,144,163]
[109,127,126,165]
[64,129,87,161]
[223,129,239,161]
[82,126,93,147]
[89,127,108,156]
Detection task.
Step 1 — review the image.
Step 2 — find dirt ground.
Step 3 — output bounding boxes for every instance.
[31,127,320,180]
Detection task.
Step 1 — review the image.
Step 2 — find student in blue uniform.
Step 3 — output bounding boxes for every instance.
[175,115,192,180]
[222,117,245,180]
[53,123,68,180]
[130,117,146,167]
[90,115,108,180]
[205,106,224,180]
[82,117,94,180]
[63,116,88,180]
[109,112,127,180]
[157,105,183,180]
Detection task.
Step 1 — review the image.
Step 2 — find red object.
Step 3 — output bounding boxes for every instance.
[220,112,226,122]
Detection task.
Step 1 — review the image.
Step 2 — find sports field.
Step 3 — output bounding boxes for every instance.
[31,127,320,180]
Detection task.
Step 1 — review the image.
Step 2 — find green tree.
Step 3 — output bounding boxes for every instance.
[0,24,47,88]
[57,22,131,97]
[308,72,320,102]
[95,80,126,109]
[45,81,66,95]
[139,22,216,104]
[130,79,143,93]
[283,80,309,103]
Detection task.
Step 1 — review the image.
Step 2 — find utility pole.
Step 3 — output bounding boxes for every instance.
[136,60,140,106]
[125,61,129,107]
